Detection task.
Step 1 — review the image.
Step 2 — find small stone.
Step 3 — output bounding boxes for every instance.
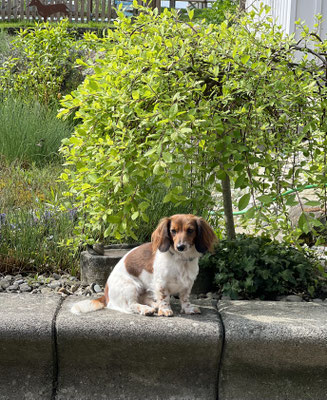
[276,295,287,301]
[48,281,61,289]
[71,283,80,293]
[313,298,323,303]
[31,289,40,294]
[4,275,13,281]
[19,283,32,293]
[84,287,93,296]
[206,292,213,299]
[52,273,61,280]
[58,287,71,295]
[15,274,23,280]
[285,295,303,302]
[0,280,10,290]
[15,279,25,285]
[7,283,19,291]
[93,284,102,293]
[69,276,78,281]
[41,287,52,294]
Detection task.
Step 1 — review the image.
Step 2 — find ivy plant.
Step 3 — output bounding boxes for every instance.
[200,234,325,299]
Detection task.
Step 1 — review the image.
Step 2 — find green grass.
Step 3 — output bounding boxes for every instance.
[0,96,74,166]
[0,160,79,275]
[0,20,114,31]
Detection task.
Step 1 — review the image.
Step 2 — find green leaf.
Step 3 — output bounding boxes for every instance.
[257,195,274,204]
[131,211,139,220]
[238,193,251,211]
[241,54,250,64]
[162,152,173,163]
[304,200,321,207]
[298,213,310,234]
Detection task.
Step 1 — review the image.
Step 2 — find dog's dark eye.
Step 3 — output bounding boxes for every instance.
[187,228,194,234]
[171,229,177,235]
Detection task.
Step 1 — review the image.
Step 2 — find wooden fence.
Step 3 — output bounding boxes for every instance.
[0,0,211,22]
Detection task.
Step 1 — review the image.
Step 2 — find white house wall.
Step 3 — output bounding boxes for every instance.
[246,0,327,38]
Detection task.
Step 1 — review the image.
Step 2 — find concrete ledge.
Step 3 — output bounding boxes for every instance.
[0,294,62,400]
[1,294,327,400]
[218,300,327,400]
[56,297,222,400]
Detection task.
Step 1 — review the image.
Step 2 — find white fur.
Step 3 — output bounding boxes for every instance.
[71,244,202,316]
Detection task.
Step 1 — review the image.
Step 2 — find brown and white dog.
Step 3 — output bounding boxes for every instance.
[71,214,217,317]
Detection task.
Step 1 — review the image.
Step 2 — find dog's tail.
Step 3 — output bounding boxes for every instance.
[71,283,109,314]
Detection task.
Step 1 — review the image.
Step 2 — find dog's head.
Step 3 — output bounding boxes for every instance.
[151,214,217,254]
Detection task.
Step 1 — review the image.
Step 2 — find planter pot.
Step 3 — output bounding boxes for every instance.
[80,244,138,286]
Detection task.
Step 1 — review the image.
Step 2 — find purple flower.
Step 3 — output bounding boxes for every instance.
[0,213,6,226]
[68,208,78,221]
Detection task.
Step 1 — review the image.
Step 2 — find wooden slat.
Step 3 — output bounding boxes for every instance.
[20,0,25,20]
[1,0,6,20]
[7,0,11,20]
[80,0,84,22]
[95,0,99,22]
[13,0,17,19]
[86,0,90,21]
[107,0,112,23]
[68,0,72,21]
[101,0,105,21]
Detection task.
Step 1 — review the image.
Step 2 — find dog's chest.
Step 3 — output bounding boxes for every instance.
[154,252,199,294]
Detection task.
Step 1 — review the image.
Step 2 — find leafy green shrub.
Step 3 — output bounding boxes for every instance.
[59,4,326,246]
[192,0,237,24]
[0,96,74,166]
[0,20,82,105]
[200,235,325,300]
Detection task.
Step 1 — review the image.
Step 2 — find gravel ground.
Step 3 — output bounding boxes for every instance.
[1,272,327,303]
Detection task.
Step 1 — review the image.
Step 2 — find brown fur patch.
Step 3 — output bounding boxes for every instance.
[169,215,198,249]
[125,243,154,277]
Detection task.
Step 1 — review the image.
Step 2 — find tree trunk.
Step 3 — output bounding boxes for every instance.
[239,0,246,11]
[221,173,236,240]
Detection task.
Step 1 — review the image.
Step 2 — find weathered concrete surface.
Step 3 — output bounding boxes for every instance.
[56,297,222,400]
[218,300,327,400]
[0,293,61,400]
[80,249,129,286]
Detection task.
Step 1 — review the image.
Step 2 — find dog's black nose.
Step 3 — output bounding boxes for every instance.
[176,244,186,252]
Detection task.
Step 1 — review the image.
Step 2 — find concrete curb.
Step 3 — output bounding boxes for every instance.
[1,294,327,400]
[218,300,327,400]
[0,294,62,400]
[56,297,222,400]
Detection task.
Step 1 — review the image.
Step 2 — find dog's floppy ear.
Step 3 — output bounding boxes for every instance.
[195,217,217,253]
[151,217,172,253]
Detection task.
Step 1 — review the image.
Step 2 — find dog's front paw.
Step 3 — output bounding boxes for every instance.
[158,308,174,317]
[182,305,201,315]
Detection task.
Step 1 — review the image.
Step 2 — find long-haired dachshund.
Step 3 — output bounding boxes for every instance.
[71,214,217,317]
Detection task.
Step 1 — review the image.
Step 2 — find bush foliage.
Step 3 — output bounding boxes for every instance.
[0,20,82,105]
[58,3,327,245]
[200,235,325,299]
